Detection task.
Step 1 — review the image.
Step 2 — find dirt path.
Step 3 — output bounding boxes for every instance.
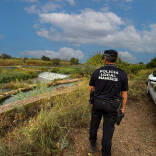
[64,96,156,156]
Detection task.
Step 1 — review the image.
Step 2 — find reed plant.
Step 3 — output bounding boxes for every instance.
[49,66,83,75]
[25,59,52,66]
[0,59,23,66]
[0,68,39,83]
[13,82,48,100]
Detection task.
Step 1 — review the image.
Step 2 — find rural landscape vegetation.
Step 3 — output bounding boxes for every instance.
[0,53,156,156]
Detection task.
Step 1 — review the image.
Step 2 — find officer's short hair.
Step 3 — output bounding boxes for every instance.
[102,50,118,63]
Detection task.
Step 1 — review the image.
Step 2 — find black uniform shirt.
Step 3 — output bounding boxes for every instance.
[89,64,128,100]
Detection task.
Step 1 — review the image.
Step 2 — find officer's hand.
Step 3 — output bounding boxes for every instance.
[91,104,93,107]
[120,108,125,113]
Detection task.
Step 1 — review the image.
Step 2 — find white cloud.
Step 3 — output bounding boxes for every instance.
[24,5,39,14]
[20,47,84,60]
[24,0,75,15]
[24,2,61,14]
[41,2,61,13]
[37,10,156,53]
[119,51,136,62]
[67,0,75,5]
[38,10,124,44]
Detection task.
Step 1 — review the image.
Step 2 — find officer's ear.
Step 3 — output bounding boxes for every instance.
[103,57,108,64]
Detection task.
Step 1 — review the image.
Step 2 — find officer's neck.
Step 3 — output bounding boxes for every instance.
[105,63,115,65]
[104,62,115,66]
[104,60,115,65]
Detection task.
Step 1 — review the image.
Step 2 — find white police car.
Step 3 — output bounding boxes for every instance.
[146,69,156,104]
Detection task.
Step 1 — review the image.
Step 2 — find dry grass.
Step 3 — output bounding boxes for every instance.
[0,79,91,156]
[0,59,23,66]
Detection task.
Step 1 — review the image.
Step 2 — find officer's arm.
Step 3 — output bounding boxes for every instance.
[89,86,95,94]
[89,86,95,107]
[121,91,127,113]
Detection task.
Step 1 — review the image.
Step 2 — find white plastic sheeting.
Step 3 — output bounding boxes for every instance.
[38,72,69,81]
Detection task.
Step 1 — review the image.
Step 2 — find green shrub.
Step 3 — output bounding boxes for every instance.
[147,57,156,68]
[70,57,79,65]
[79,64,97,77]
[51,58,61,66]
[41,56,50,61]
[86,53,103,67]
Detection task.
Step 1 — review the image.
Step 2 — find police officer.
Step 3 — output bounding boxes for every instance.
[88,50,128,156]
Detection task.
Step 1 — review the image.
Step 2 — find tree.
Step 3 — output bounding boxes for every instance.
[41,55,50,61]
[70,57,79,65]
[23,57,28,63]
[147,57,156,68]
[24,57,28,60]
[139,62,144,64]
[52,58,61,65]
[0,53,12,59]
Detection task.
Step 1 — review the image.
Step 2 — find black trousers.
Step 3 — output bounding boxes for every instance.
[89,108,116,156]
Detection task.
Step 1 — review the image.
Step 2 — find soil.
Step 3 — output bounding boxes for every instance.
[64,95,156,156]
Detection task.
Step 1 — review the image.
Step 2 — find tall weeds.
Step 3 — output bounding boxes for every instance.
[0,68,39,83]
[0,80,90,155]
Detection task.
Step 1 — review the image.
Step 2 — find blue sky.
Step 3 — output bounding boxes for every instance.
[0,0,156,63]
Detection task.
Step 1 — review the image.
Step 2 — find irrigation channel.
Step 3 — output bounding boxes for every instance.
[0,72,77,106]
